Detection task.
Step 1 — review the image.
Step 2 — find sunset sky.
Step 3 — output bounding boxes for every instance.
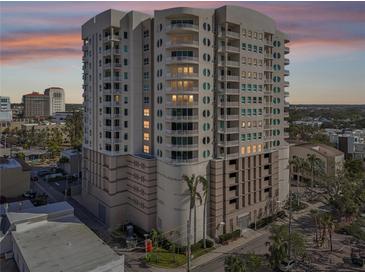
[1,1,365,104]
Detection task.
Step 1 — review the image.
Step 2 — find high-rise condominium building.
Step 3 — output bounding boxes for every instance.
[81,6,290,241]
[22,92,50,118]
[44,87,66,116]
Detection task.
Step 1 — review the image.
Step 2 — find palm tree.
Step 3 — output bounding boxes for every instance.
[65,111,83,149]
[197,175,208,249]
[289,157,308,206]
[182,174,202,271]
[306,154,323,189]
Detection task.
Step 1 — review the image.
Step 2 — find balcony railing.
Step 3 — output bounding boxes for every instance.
[166,143,199,149]
[226,30,240,38]
[165,86,199,93]
[103,34,119,42]
[166,23,199,32]
[284,70,290,76]
[166,72,199,80]
[165,101,199,108]
[218,140,239,146]
[284,81,290,87]
[284,91,290,97]
[218,127,240,133]
[166,40,199,48]
[284,58,290,65]
[218,114,240,120]
[165,129,199,135]
[284,47,290,54]
[165,115,199,121]
[218,101,240,108]
[166,56,199,64]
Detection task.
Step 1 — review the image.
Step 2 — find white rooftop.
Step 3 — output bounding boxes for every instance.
[5,202,124,272]
[0,158,21,169]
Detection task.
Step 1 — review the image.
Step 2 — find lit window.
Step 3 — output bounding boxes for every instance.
[144,145,150,153]
[253,145,257,153]
[114,95,120,102]
[144,133,150,141]
[258,144,262,152]
[241,146,245,155]
[144,108,150,116]
[144,121,150,129]
[247,145,251,154]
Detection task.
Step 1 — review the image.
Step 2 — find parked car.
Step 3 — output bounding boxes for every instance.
[37,170,51,177]
[23,190,37,199]
[278,259,296,271]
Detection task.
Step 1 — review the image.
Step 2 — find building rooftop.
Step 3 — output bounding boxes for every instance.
[0,158,21,169]
[5,201,124,272]
[296,143,344,157]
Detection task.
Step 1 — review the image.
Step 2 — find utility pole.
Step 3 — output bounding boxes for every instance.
[187,219,191,272]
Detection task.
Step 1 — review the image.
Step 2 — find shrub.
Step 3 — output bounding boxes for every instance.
[219,229,241,243]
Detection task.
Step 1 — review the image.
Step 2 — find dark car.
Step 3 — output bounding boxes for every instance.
[23,190,37,199]
[278,259,296,271]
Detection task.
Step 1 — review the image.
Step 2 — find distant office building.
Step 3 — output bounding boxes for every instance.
[0,157,31,199]
[0,96,12,124]
[338,135,365,160]
[10,103,24,119]
[44,87,65,116]
[0,201,124,272]
[290,143,344,182]
[22,92,49,118]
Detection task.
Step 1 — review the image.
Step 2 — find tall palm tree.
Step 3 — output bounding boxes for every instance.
[306,154,323,189]
[289,157,308,206]
[182,174,202,272]
[197,175,209,249]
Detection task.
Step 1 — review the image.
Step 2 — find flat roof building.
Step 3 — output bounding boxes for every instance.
[0,201,124,272]
[22,92,49,119]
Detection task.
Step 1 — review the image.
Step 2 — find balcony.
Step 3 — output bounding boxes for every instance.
[218,114,240,121]
[103,49,111,56]
[283,112,289,118]
[226,30,240,39]
[166,23,199,32]
[165,115,199,121]
[284,70,290,76]
[114,48,120,55]
[284,58,290,65]
[265,66,272,71]
[264,53,272,59]
[284,81,290,87]
[218,127,239,134]
[167,157,199,164]
[166,40,199,48]
[103,63,112,69]
[264,39,272,46]
[166,143,199,150]
[165,129,199,135]
[217,101,240,108]
[217,75,240,82]
[165,101,199,108]
[226,60,240,67]
[104,34,119,42]
[284,47,290,54]
[166,56,199,64]
[218,140,239,147]
[166,72,199,80]
[264,79,273,84]
[284,91,290,97]
[165,86,199,93]
[82,45,88,51]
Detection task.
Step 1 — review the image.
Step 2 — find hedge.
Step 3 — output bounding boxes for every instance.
[219,229,241,243]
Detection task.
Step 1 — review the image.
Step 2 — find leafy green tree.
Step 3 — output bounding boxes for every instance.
[224,253,262,272]
[344,159,364,181]
[47,128,63,158]
[289,157,308,205]
[65,111,83,149]
[268,225,306,269]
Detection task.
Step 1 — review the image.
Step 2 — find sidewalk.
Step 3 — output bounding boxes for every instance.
[191,229,263,270]
[148,229,264,272]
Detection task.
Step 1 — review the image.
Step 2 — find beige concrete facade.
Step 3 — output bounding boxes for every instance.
[0,158,30,199]
[81,6,290,240]
[22,92,49,118]
[290,143,344,182]
[44,87,65,116]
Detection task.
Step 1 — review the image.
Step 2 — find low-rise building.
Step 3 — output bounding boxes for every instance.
[59,149,81,176]
[52,111,73,124]
[0,201,124,271]
[289,143,345,182]
[0,96,12,126]
[0,157,30,199]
